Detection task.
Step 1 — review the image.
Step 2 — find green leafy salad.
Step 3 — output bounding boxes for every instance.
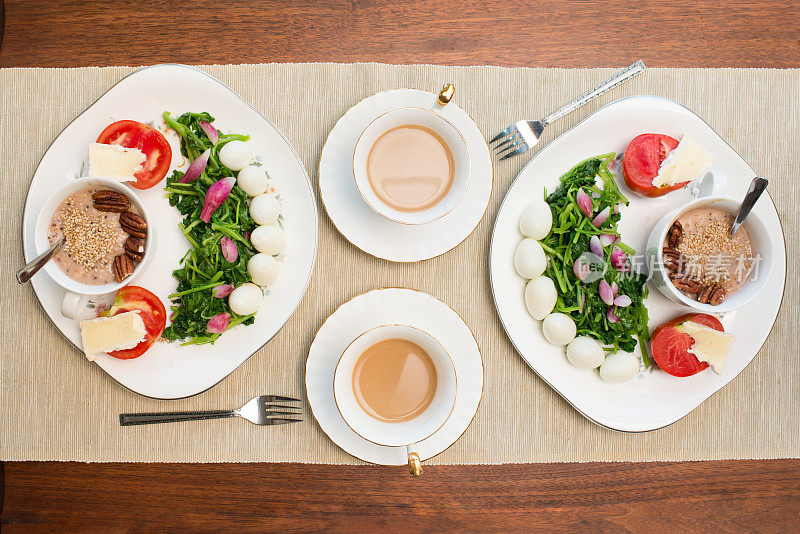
[161,111,257,345]
[541,154,651,363]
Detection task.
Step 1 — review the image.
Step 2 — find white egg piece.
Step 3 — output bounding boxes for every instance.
[228,283,263,316]
[237,165,268,196]
[249,193,281,225]
[250,224,286,255]
[599,352,640,383]
[219,140,253,171]
[514,238,546,279]
[519,201,553,240]
[542,313,577,346]
[247,253,280,286]
[566,336,605,370]
[524,276,557,320]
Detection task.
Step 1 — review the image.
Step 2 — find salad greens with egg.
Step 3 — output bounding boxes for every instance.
[161,111,258,345]
[541,154,651,363]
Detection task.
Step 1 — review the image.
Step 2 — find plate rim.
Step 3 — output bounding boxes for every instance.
[489,94,788,433]
[20,63,319,400]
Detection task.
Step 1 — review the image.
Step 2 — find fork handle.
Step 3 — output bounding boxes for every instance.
[119,410,237,426]
[542,60,645,125]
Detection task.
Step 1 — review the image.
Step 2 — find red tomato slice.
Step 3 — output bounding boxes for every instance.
[651,313,723,377]
[97,120,172,190]
[100,286,167,360]
[622,133,682,197]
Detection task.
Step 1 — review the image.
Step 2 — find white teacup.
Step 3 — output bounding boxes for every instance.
[645,196,775,313]
[34,177,154,319]
[353,107,470,225]
[334,324,458,476]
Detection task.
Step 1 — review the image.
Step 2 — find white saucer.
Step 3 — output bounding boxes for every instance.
[319,89,493,262]
[305,288,483,465]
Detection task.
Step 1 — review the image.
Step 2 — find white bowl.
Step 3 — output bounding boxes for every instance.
[353,107,470,225]
[645,196,775,313]
[333,324,458,447]
[34,177,154,296]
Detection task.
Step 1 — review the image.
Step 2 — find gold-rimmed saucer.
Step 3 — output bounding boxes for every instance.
[305,288,483,465]
[318,89,492,263]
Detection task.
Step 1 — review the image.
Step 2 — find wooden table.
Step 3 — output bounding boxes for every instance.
[2,1,798,531]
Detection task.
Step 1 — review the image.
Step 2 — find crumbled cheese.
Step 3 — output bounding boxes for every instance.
[678,320,735,374]
[88,143,146,182]
[80,311,146,360]
[652,135,714,188]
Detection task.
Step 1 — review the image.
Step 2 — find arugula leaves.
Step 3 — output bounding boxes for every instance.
[161,111,258,345]
[542,155,651,364]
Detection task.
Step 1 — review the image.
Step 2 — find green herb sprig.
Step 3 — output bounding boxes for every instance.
[161,111,258,345]
[542,155,651,364]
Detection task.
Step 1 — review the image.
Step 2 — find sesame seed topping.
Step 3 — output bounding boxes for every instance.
[58,198,120,271]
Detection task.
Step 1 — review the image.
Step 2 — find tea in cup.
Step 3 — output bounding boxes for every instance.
[353,108,470,225]
[333,324,458,476]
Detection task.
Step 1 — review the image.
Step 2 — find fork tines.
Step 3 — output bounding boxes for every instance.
[263,395,301,403]
[489,123,530,161]
[260,395,303,425]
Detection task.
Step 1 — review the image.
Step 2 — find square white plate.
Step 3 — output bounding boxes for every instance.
[22,64,318,399]
[490,96,786,432]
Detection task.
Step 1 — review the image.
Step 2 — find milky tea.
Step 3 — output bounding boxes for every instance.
[366,125,455,213]
[351,338,438,423]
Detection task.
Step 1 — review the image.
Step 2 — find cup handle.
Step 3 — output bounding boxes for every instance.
[436,83,455,107]
[687,170,727,199]
[406,444,423,477]
[61,291,115,320]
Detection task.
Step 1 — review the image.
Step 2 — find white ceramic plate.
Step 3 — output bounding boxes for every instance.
[490,95,786,432]
[305,288,483,465]
[22,64,318,399]
[319,89,492,262]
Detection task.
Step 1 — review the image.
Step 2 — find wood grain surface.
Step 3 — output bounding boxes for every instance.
[2,461,800,532]
[1,0,799,68]
[2,0,799,531]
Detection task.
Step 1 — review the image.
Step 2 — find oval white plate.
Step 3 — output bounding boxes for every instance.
[21,64,318,399]
[305,288,483,465]
[490,95,786,432]
[319,89,492,262]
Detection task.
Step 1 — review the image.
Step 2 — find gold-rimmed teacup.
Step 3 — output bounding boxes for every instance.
[353,105,471,225]
[333,324,458,476]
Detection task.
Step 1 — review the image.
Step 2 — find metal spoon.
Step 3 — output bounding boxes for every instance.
[16,236,64,284]
[730,177,768,237]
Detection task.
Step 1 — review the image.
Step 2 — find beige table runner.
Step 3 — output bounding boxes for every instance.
[1,64,797,463]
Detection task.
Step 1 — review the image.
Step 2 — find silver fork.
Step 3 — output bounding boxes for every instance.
[491,60,646,160]
[119,395,302,426]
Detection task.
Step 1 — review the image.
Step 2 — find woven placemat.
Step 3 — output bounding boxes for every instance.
[1,64,797,462]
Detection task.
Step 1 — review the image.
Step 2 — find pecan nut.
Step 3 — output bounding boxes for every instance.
[124,236,145,262]
[92,190,131,212]
[709,285,726,305]
[669,273,701,294]
[697,284,714,304]
[119,211,148,238]
[113,254,135,283]
[667,221,683,248]
[662,248,684,272]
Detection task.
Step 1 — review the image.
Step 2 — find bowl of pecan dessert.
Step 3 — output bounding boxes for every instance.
[646,197,775,313]
[35,177,153,297]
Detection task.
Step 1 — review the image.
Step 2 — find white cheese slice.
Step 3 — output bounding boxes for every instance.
[678,320,735,374]
[652,135,714,188]
[88,143,146,182]
[79,311,147,360]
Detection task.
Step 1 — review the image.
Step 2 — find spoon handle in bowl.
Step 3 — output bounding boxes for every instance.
[730,177,768,237]
[16,238,64,284]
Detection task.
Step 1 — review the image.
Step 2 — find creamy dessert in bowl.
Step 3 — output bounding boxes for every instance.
[646,197,774,313]
[35,177,153,297]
